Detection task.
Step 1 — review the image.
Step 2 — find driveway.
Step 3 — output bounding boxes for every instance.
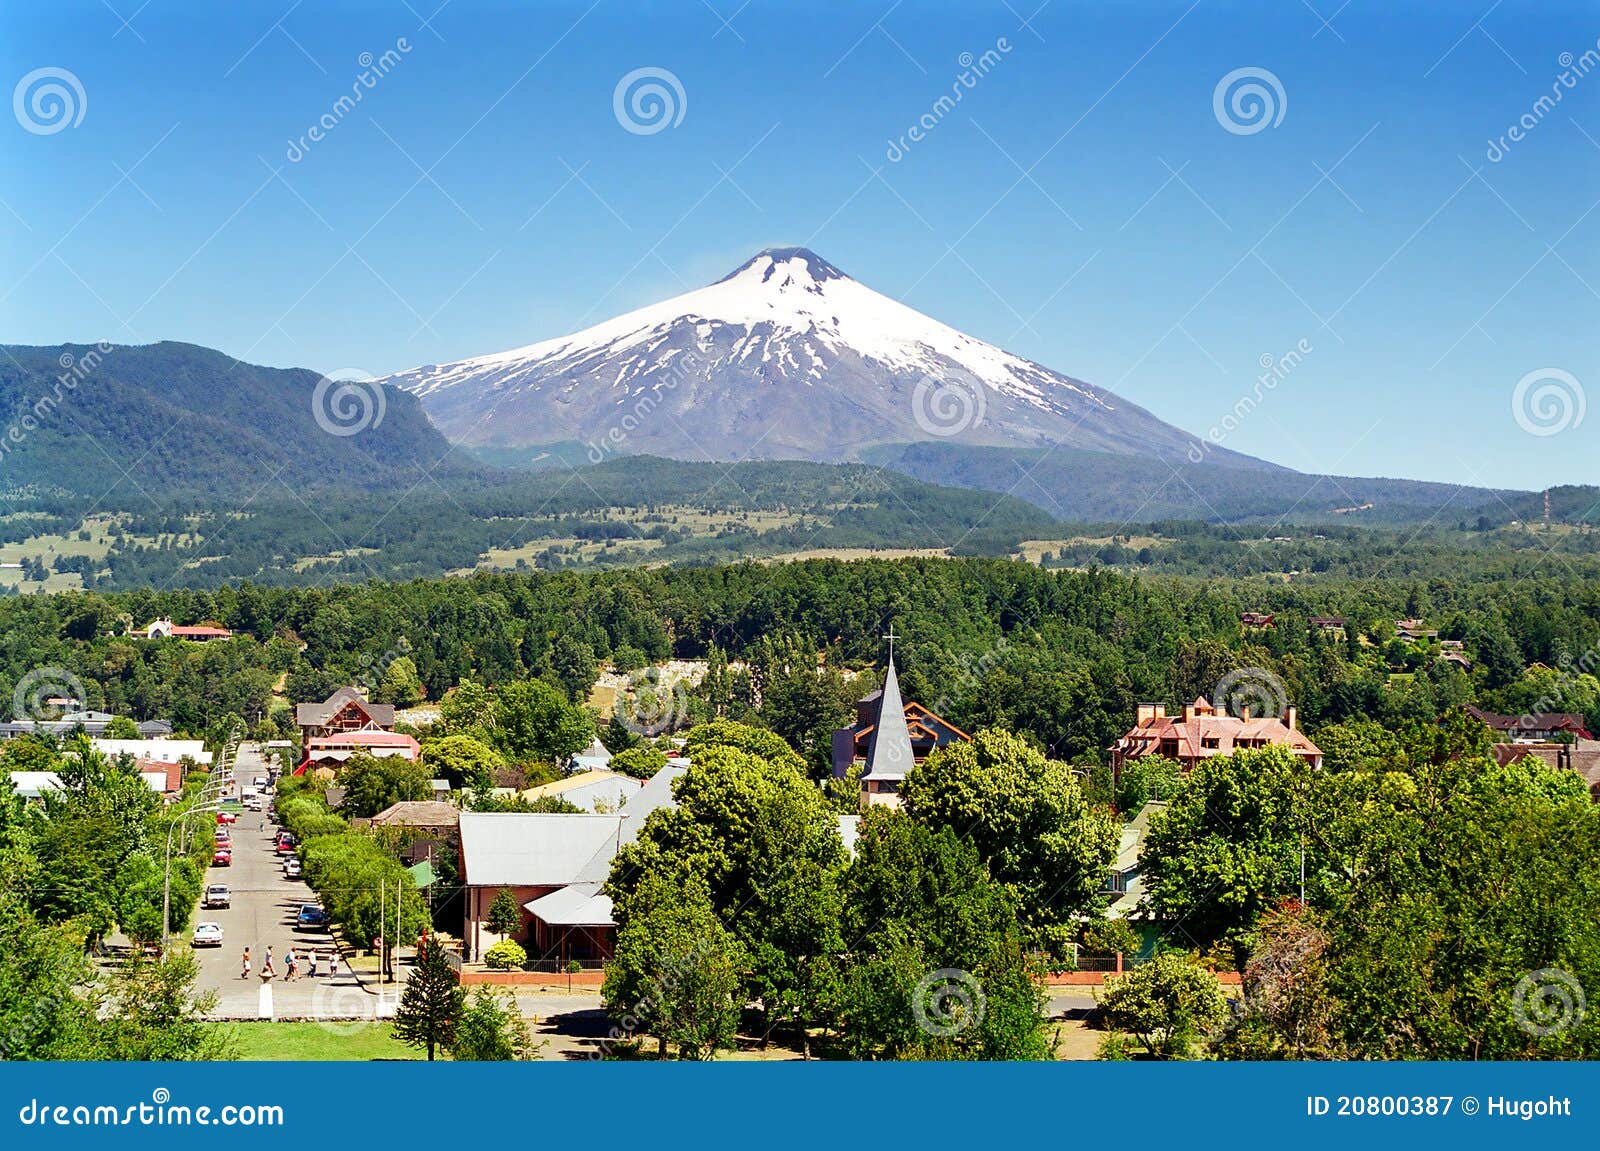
[192,743,388,1021]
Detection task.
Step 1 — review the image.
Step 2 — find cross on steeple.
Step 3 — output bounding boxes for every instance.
[882,626,899,662]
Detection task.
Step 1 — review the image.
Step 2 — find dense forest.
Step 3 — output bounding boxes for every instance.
[3,558,1596,773]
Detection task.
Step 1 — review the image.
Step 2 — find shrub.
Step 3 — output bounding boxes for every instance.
[484,940,527,971]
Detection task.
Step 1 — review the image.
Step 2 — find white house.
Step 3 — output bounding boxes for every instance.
[92,738,211,766]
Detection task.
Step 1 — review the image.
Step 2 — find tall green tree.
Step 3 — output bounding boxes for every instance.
[603,871,746,1059]
[450,986,534,1061]
[839,809,1052,1060]
[393,936,465,1061]
[901,727,1119,951]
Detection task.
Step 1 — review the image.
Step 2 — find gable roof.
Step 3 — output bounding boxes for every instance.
[295,688,396,729]
[370,800,460,829]
[525,763,689,927]
[458,812,624,887]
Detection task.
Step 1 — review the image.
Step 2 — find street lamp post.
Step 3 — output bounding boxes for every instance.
[163,797,227,954]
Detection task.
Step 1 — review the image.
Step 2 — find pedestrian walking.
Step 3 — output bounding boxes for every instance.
[328,950,340,979]
[262,946,275,977]
[308,950,319,978]
[241,947,251,980]
[285,948,298,981]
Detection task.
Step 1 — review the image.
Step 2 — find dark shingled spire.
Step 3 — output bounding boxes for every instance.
[862,654,914,781]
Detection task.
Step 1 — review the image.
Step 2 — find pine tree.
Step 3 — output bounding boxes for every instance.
[392,937,464,1061]
[485,888,522,939]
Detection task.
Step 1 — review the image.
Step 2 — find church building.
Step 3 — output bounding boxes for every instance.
[831,646,970,809]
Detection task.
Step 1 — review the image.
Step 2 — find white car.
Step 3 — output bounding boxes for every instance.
[283,858,303,879]
[203,884,230,909]
[191,922,224,948]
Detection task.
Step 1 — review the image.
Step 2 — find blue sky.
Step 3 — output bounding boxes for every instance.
[2,0,1596,490]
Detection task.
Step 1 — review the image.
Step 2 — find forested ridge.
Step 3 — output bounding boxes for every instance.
[5,558,1596,764]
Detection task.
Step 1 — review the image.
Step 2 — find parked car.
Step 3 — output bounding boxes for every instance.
[203,884,231,909]
[191,922,224,948]
[276,833,296,854]
[296,904,329,930]
[216,811,237,825]
[212,848,232,867]
[283,858,303,879]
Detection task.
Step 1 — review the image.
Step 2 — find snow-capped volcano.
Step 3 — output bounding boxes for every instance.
[382,247,1263,467]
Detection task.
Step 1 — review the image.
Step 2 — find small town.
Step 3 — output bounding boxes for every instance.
[2,10,1596,1150]
[4,595,1597,1062]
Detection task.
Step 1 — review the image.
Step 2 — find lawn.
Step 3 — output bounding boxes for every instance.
[206,1021,422,1061]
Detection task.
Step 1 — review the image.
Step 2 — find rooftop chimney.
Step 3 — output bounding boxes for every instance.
[1285,705,1297,730]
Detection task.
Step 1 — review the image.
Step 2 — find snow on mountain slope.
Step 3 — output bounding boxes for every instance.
[381,247,1272,468]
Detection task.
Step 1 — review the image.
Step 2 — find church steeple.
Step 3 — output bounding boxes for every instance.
[862,646,914,781]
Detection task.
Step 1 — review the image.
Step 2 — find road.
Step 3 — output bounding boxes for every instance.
[191,742,385,1020]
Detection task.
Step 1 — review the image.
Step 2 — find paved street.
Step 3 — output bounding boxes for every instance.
[192,742,387,1021]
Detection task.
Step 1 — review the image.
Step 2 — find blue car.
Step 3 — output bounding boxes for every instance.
[296,905,329,931]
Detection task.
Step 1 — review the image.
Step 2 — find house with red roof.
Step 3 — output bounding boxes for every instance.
[1111,696,1323,784]
[299,729,420,776]
[144,617,233,641]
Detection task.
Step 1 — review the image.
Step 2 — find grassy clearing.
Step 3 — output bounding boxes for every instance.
[1015,536,1165,562]
[205,1021,421,1061]
[0,512,201,592]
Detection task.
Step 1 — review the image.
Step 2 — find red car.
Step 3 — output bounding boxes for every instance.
[276,833,296,855]
[216,812,237,825]
[212,848,232,867]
